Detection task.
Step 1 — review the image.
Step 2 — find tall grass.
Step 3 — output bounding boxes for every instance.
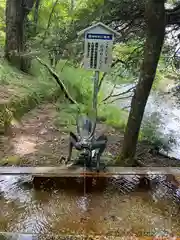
[52,60,129,129]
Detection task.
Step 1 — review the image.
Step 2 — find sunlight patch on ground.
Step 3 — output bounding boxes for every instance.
[12,135,37,156]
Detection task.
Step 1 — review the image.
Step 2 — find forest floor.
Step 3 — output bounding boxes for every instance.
[0,59,180,170]
[0,102,121,166]
[1,101,180,169]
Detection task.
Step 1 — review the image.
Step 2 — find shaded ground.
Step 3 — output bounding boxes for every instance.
[0,103,121,166]
[0,102,180,169]
[0,85,20,104]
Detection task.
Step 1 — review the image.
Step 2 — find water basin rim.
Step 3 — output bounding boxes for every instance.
[0,167,180,176]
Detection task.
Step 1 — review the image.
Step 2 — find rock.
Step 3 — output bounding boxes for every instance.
[40,128,48,134]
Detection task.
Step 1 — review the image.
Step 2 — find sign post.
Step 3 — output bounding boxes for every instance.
[78,22,120,138]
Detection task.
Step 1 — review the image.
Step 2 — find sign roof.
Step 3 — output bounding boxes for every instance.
[78,22,120,37]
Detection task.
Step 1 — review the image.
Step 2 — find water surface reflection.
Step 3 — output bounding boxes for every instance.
[0,175,179,238]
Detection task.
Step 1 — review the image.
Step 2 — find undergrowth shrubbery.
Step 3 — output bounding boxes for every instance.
[53,60,129,130]
[0,57,128,132]
[0,58,58,97]
[56,60,93,104]
[0,58,61,131]
[98,104,127,129]
[33,59,176,150]
[140,112,176,153]
[0,57,176,152]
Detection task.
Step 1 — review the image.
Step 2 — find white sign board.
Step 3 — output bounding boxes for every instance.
[78,23,119,73]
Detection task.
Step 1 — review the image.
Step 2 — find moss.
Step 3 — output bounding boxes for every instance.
[0,155,21,166]
[0,105,14,134]
[0,59,63,132]
[9,88,61,120]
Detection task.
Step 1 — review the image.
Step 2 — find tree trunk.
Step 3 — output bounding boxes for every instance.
[33,0,40,34]
[5,0,34,73]
[119,0,166,165]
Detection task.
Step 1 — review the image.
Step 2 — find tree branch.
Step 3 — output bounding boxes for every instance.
[33,0,41,33]
[98,58,126,92]
[40,0,59,43]
[111,85,135,98]
[126,44,143,63]
[102,83,117,102]
[36,57,77,105]
[108,94,133,104]
[122,105,130,110]
[102,85,135,103]
[98,72,107,92]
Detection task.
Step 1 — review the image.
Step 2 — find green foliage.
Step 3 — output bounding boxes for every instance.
[0,55,176,151]
[152,53,178,91]
[29,0,104,63]
[152,68,164,90]
[50,62,129,130]
[0,59,61,131]
[103,41,143,86]
[0,155,21,166]
[54,102,128,133]
[54,103,77,132]
[105,65,136,85]
[56,60,93,104]
[0,0,170,92]
[113,41,143,74]
[99,104,128,129]
[0,0,178,151]
[0,0,5,46]
[0,59,58,96]
[167,0,179,5]
[140,112,176,152]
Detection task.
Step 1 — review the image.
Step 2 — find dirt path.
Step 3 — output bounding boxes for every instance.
[0,103,122,166]
[0,102,180,169]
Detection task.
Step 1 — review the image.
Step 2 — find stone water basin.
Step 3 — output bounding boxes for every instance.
[0,174,179,239]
